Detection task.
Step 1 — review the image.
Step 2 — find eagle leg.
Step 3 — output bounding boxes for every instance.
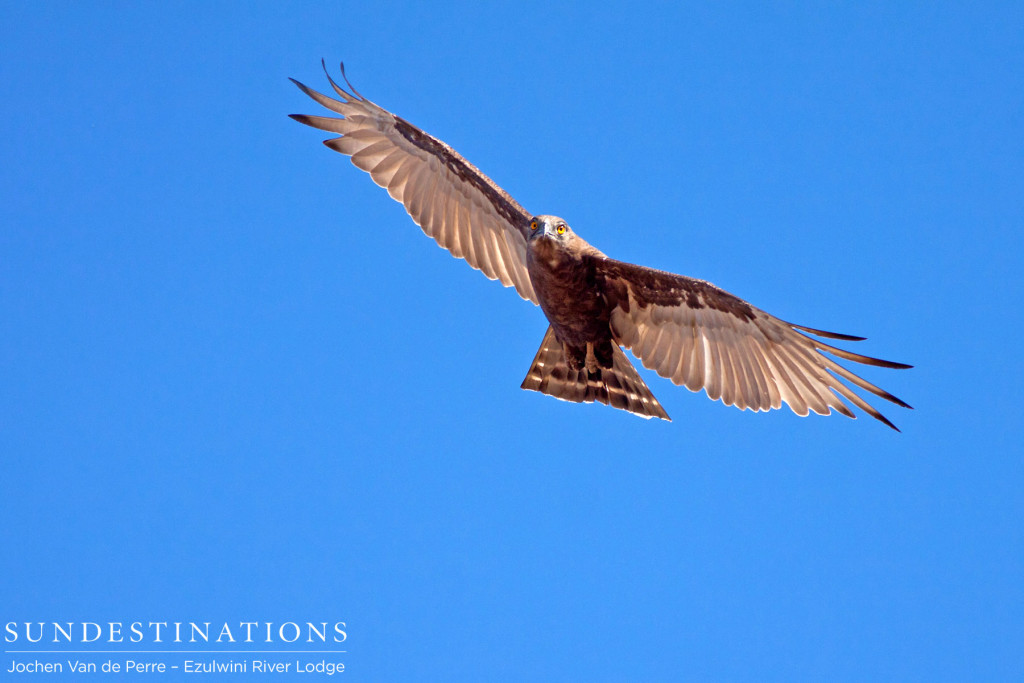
[565,343,587,372]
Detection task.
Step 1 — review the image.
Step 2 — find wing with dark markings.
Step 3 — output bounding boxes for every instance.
[290,63,538,303]
[597,258,912,430]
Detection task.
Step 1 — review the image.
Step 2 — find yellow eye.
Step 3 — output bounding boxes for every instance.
[556,225,566,235]
[530,221,538,231]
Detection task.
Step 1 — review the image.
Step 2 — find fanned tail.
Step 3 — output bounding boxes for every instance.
[520,326,670,421]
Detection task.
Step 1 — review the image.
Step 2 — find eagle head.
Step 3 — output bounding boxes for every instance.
[528,215,574,244]
[526,214,603,267]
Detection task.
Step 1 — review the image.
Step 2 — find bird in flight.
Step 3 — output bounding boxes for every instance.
[290,62,911,429]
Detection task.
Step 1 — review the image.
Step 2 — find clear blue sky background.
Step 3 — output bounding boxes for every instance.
[2,2,1022,680]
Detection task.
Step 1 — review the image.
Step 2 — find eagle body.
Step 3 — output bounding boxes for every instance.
[526,217,610,350]
[291,63,912,429]
[521,215,668,417]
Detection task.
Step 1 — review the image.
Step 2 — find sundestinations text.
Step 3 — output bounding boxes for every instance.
[4,621,347,644]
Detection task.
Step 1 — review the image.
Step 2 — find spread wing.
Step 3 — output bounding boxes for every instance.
[598,259,912,430]
[290,62,538,303]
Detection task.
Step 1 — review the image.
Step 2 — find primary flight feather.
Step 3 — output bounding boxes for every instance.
[290,62,912,429]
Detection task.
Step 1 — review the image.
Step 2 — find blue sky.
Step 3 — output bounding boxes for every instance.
[2,1,1022,680]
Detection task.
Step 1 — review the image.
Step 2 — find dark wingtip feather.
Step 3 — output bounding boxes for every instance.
[288,113,320,129]
[859,357,913,370]
[288,77,315,95]
[314,59,366,102]
[865,409,901,432]
[289,77,321,101]
[867,402,904,431]
[792,323,913,369]
[814,339,914,370]
[859,355,911,370]
[789,322,867,341]
[881,391,912,409]
[338,61,366,100]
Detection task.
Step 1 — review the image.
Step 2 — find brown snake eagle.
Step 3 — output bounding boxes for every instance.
[290,63,911,429]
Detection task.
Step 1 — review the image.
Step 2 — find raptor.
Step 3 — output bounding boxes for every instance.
[290,63,911,428]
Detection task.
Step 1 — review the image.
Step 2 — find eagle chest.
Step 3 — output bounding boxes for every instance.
[528,251,611,345]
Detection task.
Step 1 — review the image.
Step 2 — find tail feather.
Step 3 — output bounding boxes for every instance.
[520,326,670,421]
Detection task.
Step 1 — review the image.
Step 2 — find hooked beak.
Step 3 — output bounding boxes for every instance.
[530,221,552,241]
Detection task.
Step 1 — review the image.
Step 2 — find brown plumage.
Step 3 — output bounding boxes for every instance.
[291,62,912,429]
